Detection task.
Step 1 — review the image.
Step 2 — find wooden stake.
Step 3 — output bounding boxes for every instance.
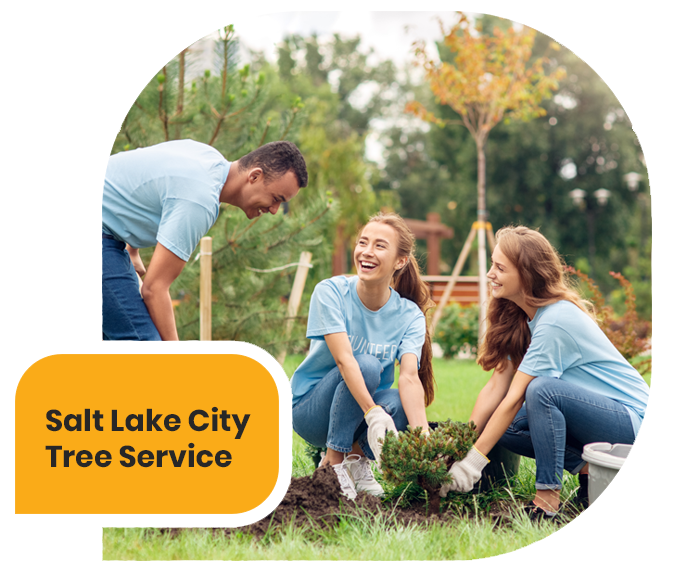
[277,251,312,365]
[477,224,488,344]
[199,236,212,341]
[487,223,496,251]
[431,224,477,331]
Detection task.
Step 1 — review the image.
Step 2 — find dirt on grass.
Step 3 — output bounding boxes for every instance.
[162,464,569,541]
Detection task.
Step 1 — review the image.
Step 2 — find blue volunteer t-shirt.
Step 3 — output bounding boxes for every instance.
[290,275,426,407]
[102,139,231,261]
[518,300,650,436]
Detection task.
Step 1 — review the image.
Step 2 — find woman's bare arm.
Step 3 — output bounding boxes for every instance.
[324,332,376,413]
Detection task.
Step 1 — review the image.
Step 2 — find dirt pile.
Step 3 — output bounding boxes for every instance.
[160,466,382,540]
[160,466,492,537]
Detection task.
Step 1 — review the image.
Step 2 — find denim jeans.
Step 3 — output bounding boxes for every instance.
[292,354,408,460]
[497,376,636,490]
[102,235,161,341]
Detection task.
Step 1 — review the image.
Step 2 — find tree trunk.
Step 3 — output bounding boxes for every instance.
[586,205,596,279]
[427,491,442,515]
[419,477,442,515]
[332,223,347,276]
[476,136,488,344]
[174,49,187,140]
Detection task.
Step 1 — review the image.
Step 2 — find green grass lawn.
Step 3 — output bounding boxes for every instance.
[104,354,647,560]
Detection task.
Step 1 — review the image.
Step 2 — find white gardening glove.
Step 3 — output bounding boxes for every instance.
[439,447,490,497]
[364,405,398,462]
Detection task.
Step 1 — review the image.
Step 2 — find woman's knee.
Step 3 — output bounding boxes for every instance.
[354,354,383,391]
[525,376,557,404]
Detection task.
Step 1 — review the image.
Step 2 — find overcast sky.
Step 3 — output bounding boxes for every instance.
[229,11,651,65]
[202,11,461,66]
[212,11,651,162]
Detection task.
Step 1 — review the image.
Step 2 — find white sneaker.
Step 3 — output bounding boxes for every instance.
[344,454,384,496]
[331,461,357,500]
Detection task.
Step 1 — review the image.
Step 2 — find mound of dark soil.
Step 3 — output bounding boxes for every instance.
[160,466,520,537]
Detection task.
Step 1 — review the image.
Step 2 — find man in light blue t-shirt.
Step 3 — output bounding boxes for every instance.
[102,139,308,341]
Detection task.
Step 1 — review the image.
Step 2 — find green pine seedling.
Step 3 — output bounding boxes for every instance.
[380,420,479,515]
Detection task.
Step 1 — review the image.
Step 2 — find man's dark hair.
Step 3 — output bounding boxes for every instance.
[238,141,308,188]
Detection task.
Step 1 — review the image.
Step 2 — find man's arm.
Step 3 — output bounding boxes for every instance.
[140,242,186,341]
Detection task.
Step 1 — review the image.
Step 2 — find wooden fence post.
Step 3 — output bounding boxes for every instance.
[199,236,213,341]
[277,251,312,365]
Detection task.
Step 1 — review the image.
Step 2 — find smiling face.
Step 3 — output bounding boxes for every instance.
[354,222,407,286]
[242,169,300,219]
[487,244,526,305]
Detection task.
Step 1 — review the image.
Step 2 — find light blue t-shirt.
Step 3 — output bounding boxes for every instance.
[290,275,426,407]
[102,140,231,261]
[518,300,649,436]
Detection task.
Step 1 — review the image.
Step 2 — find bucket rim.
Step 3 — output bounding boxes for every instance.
[582,442,652,475]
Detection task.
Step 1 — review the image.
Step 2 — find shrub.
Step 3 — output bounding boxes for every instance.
[433,304,479,359]
[566,267,651,374]
[380,420,479,515]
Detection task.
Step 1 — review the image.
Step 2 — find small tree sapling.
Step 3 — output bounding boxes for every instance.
[380,420,479,515]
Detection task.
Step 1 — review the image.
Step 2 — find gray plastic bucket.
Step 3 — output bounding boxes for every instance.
[582,442,651,536]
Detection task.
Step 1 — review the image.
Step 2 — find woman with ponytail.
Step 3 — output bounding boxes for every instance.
[291,212,435,499]
[439,226,649,520]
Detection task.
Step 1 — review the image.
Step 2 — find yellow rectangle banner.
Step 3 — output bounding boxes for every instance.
[15,354,279,514]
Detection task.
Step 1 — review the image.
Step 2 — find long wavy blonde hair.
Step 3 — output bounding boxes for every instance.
[477,225,593,373]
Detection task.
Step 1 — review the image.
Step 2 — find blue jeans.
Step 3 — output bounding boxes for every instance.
[497,376,636,491]
[292,354,408,460]
[102,235,161,341]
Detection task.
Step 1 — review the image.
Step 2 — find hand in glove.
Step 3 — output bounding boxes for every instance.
[364,405,398,462]
[439,447,490,497]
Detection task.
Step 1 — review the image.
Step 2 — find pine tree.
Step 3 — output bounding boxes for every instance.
[173,192,336,353]
[380,420,479,515]
[112,25,306,157]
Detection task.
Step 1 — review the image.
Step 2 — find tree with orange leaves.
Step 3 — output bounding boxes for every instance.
[406,13,565,340]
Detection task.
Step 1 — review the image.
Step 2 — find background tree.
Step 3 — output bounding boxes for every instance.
[405,12,565,338]
[484,31,650,316]
[559,42,648,298]
[172,191,335,354]
[273,33,398,272]
[114,26,296,156]
[373,68,475,274]
[111,25,337,351]
[382,14,649,319]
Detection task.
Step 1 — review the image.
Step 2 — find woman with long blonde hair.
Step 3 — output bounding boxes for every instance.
[440,226,649,519]
[291,212,435,499]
